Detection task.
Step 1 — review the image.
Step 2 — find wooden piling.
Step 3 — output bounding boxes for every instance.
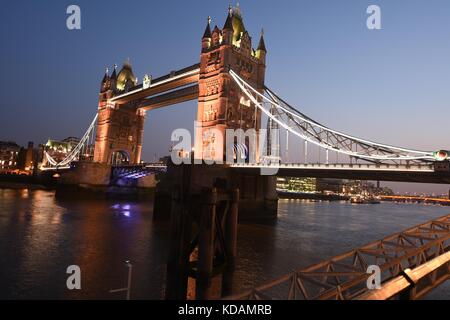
[196,188,217,300]
[165,165,192,300]
[222,188,239,297]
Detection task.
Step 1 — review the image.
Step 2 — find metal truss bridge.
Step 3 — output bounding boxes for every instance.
[224,214,450,300]
[230,69,444,165]
[40,67,450,184]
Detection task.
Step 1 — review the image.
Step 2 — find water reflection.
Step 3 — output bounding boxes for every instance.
[111,203,133,218]
[0,188,448,299]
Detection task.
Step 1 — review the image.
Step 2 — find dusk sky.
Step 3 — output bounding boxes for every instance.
[1,0,450,193]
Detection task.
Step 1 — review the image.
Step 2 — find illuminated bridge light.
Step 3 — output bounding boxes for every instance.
[433,150,449,161]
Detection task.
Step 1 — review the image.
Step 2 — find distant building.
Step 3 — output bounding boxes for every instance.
[62,136,81,145]
[342,180,364,195]
[277,177,317,193]
[316,179,343,194]
[0,141,21,170]
[341,180,394,196]
[277,177,346,194]
[277,177,393,196]
[41,136,94,167]
[18,141,37,171]
[45,137,79,159]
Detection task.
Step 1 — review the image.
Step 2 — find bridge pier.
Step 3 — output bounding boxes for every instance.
[154,162,278,222]
[55,161,157,198]
[59,161,111,186]
[160,162,277,299]
[164,167,241,300]
[233,174,277,220]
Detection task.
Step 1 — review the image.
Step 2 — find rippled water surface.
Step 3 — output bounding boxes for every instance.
[0,188,448,299]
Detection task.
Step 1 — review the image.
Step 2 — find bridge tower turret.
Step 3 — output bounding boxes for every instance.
[202,16,212,51]
[93,61,146,165]
[195,5,267,162]
[256,29,267,63]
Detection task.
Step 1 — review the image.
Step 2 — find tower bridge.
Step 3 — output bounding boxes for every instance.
[43,5,448,172]
[39,4,450,196]
[41,4,450,206]
[38,4,450,300]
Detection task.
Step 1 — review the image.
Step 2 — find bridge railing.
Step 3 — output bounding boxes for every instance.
[223,214,450,300]
[111,162,166,168]
[356,251,450,300]
[230,163,435,171]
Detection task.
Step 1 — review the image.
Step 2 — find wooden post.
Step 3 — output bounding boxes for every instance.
[399,269,416,300]
[226,188,239,262]
[196,188,217,300]
[165,165,192,300]
[222,188,239,297]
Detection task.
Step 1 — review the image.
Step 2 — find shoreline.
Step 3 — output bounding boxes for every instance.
[0,181,53,190]
[277,191,350,201]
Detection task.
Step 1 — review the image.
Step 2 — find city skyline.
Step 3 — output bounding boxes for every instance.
[1,0,450,193]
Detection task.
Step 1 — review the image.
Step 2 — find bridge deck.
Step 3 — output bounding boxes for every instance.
[231,163,450,184]
[43,161,450,184]
[223,214,450,300]
[110,63,200,105]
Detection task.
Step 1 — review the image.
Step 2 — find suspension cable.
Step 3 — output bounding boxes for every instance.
[229,70,434,162]
[44,114,98,167]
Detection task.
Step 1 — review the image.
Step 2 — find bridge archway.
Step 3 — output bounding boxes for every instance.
[111,150,130,165]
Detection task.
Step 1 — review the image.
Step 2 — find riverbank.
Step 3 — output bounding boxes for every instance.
[0,172,57,188]
[0,174,155,199]
[0,181,52,190]
[277,191,350,201]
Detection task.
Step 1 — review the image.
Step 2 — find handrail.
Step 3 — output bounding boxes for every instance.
[356,251,450,300]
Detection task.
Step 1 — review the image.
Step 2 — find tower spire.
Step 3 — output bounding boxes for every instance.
[203,16,212,39]
[111,64,117,79]
[223,5,233,30]
[234,2,241,18]
[102,67,109,80]
[100,66,111,92]
[257,28,267,52]
[101,67,109,83]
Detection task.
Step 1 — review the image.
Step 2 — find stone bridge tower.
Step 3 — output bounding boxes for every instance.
[93,62,145,165]
[195,5,267,162]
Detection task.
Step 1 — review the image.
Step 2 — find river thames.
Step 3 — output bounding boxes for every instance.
[0,187,448,299]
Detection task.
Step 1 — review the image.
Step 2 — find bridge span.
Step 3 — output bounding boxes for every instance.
[231,163,450,184]
[114,161,450,184]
